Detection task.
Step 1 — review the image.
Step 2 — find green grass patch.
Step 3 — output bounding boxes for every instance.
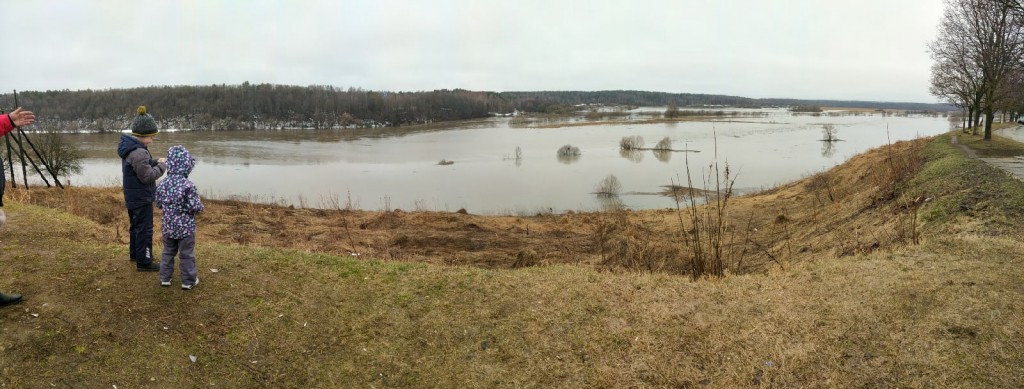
[958,126,1024,157]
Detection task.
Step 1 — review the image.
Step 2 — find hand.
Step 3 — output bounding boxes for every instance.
[8,107,35,127]
[158,158,167,163]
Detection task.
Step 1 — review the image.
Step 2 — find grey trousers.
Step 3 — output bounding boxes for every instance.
[160,234,197,286]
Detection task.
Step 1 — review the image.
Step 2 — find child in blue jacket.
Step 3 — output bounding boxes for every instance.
[118,106,167,271]
[155,145,204,289]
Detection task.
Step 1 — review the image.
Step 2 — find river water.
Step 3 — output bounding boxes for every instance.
[55,107,950,214]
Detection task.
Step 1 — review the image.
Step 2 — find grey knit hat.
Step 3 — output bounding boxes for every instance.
[131,106,158,137]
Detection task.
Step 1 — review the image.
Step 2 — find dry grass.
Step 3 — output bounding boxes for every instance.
[6,137,943,276]
[2,130,1024,386]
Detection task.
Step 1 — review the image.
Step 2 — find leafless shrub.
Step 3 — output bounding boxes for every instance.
[509,116,531,127]
[654,137,672,150]
[879,136,926,246]
[594,175,622,197]
[664,103,681,118]
[620,135,644,150]
[674,130,738,280]
[821,124,839,142]
[557,144,581,156]
[807,172,837,206]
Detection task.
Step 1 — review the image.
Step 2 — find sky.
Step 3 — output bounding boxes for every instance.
[4,0,945,103]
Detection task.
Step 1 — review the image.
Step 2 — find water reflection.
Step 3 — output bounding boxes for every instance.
[820,141,837,158]
[557,153,580,164]
[619,149,643,163]
[596,195,625,212]
[652,149,671,163]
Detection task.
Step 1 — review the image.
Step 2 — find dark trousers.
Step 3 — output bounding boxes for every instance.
[0,158,5,207]
[127,204,155,265]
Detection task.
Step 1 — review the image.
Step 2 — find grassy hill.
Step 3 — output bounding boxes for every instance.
[1,130,1023,387]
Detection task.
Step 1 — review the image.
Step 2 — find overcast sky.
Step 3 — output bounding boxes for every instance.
[5,0,944,103]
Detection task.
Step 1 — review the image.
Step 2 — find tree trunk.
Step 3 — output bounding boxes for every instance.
[984,111,995,140]
[974,110,983,135]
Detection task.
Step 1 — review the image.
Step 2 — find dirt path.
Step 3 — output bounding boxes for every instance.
[955,128,1024,181]
[950,134,978,158]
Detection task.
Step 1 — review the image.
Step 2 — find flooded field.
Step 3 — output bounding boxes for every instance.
[61,107,951,214]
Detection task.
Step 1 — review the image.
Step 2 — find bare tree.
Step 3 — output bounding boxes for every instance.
[664,102,681,119]
[594,175,622,197]
[936,0,1024,140]
[35,132,83,178]
[654,136,672,150]
[929,36,985,133]
[619,135,644,150]
[821,124,840,142]
[994,68,1024,121]
[997,0,1024,17]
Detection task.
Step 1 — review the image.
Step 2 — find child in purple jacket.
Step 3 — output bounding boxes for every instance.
[155,145,204,289]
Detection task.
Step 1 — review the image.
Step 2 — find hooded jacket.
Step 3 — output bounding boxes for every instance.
[155,145,204,239]
[118,134,166,209]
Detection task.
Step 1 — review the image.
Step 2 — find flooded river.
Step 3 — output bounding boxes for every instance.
[57,108,951,214]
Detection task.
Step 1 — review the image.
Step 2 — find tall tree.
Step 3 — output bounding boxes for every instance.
[929,37,985,133]
[940,0,1024,140]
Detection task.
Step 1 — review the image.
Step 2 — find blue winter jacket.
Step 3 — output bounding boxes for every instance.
[118,134,166,209]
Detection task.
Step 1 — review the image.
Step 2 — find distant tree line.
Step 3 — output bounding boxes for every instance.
[0,83,953,132]
[496,91,950,113]
[929,0,1024,139]
[1,84,503,132]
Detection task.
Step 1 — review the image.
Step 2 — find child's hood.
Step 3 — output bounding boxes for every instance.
[166,145,195,176]
[117,134,145,159]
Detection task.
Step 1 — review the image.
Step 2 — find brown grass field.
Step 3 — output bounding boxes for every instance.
[1,129,1024,387]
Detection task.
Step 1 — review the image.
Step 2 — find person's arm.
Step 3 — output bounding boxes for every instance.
[0,114,12,137]
[186,182,204,214]
[127,149,166,184]
[0,108,36,137]
[154,185,166,210]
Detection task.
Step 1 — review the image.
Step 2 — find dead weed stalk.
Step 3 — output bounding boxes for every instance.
[325,190,362,256]
[878,133,926,246]
[674,131,738,280]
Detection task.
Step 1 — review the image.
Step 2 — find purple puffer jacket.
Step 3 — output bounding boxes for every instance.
[155,145,204,239]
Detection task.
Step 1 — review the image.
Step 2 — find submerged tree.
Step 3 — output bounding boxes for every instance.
[821,124,840,142]
[654,136,672,150]
[619,135,644,150]
[594,174,622,197]
[557,144,581,156]
[557,144,581,164]
[664,102,681,119]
